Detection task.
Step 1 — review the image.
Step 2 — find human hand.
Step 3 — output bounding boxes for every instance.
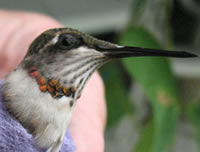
[0,10,106,152]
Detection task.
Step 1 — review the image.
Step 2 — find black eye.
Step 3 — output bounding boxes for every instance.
[57,34,83,50]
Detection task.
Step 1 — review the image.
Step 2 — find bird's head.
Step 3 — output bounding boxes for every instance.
[20,27,196,100]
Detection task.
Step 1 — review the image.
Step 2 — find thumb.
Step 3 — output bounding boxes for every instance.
[0,10,61,78]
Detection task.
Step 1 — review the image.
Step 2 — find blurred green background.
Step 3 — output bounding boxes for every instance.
[1,0,200,151]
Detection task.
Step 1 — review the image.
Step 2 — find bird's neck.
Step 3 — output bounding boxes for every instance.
[27,66,76,101]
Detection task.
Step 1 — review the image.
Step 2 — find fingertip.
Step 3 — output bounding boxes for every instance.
[0,10,62,78]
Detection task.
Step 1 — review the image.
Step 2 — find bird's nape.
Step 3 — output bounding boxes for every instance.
[97,46,197,58]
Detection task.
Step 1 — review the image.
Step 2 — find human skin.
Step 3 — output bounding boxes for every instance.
[0,10,106,152]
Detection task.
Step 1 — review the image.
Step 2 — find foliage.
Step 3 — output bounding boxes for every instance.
[101,0,200,152]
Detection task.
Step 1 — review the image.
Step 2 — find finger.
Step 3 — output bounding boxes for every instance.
[0,10,61,78]
[70,72,106,152]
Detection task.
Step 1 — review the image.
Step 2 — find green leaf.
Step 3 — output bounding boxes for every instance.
[100,62,134,128]
[134,120,154,152]
[187,103,200,151]
[120,26,179,152]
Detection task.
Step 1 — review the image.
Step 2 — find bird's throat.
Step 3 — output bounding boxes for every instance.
[28,66,77,102]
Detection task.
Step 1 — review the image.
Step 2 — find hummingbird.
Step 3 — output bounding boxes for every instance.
[2,27,197,152]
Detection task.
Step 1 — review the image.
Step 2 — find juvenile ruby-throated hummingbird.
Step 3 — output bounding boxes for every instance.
[2,28,197,152]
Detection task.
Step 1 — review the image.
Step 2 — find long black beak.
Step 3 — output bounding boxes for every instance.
[98,46,197,58]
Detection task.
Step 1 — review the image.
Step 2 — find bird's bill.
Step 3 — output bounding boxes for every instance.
[99,46,197,58]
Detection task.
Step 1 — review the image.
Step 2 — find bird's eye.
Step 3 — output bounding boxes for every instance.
[57,34,83,50]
